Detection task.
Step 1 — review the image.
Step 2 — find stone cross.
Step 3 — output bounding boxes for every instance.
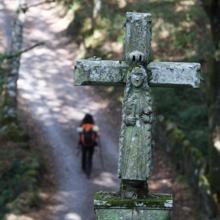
[74,12,201,219]
[74,12,200,181]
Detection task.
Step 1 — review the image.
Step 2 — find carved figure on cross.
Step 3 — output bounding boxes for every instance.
[74,12,200,183]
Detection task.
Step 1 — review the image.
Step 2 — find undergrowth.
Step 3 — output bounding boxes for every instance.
[0,142,42,219]
[0,59,44,219]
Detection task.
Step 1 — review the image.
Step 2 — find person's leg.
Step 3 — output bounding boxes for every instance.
[87,147,94,177]
[84,148,89,177]
[81,147,86,172]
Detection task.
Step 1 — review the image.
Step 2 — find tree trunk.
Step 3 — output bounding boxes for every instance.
[201,0,220,197]
[92,0,101,29]
[3,0,27,123]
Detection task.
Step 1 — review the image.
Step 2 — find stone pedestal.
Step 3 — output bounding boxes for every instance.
[94,192,173,220]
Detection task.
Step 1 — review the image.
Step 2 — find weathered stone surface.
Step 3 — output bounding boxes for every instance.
[96,209,170,220]
[94,192,172,220]
[148,62,201,88]
[119,67,153,181]
[74,59,128,85]
[124,12,152,63]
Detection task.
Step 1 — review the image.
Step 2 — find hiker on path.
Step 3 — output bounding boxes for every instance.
[77,114,99,177]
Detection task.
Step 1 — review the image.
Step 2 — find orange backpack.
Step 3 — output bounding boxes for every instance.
[80,124,97,147]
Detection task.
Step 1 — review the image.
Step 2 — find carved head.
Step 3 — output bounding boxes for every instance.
[130,67,147,88]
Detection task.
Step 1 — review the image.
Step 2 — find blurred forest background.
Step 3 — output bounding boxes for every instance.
[0,0,220,219]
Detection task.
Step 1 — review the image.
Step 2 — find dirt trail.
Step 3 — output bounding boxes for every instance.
[16,1,119,220]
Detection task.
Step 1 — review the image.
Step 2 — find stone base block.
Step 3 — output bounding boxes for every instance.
[94,192,172,220]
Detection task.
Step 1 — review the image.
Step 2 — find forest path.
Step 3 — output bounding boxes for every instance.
[17,1,119,220]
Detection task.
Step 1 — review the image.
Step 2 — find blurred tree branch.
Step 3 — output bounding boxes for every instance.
[0,42,44,62]
[27,0,55,9]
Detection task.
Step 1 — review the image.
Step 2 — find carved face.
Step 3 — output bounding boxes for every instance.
[131,72,144,87]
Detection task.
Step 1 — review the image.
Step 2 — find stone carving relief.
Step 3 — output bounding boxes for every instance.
[119,66,153,180]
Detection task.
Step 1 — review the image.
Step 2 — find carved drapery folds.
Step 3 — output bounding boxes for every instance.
[119,66,153,181]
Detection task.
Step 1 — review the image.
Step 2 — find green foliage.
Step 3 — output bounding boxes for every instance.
[0,60,6,91]
[153,87,209,155]
[61,0,212,61]
[0,53,16,62]
[0,142,43,218]
[0,53,8,62]
[159,117,217,217]
[0,123,29,142]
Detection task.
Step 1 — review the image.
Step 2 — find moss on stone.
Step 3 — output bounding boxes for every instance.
[94,192,172,209]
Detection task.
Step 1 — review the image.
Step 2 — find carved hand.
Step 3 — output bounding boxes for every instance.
[125,116,136,126]
[141,114,152,123]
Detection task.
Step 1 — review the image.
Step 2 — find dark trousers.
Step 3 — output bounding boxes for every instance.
[81,147,94,177]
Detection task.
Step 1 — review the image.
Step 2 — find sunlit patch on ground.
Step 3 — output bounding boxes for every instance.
[92,172,117,188]
[65,213,81,220]
[149,178,172,192]
[5,214,34,220]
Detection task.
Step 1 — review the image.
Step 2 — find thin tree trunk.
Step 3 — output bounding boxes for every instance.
[92,0,101,30]
[3,0,27,122]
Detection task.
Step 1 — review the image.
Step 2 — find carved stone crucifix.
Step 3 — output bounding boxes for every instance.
[74,12,201,183]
